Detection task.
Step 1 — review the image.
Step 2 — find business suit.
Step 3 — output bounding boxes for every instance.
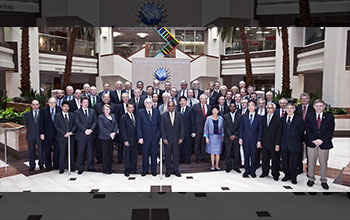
[116,103,129,163]
[88,95,101,109]
[158,103,169,115]
[74,108,97,172]
[193,103,212,161]
[110,90,123,105]
[131,97,145,113]
[64,95,74,101]
[261,113,282,178]
[161,111,185,172]
[187,98,199,108]
[305,112,335,183]
[211,90,220,99]
[239,112,263,175]
[218,104,229,117]
[98,114,118,173]
[137,108,161,173]
[39,106,61,170]
[280,114,304,182]
[120,113,138,174]
[178,106,195,163]
[122,89,135,99]
[193,89,203,100]
[68,98,81,112]
[98,90,110,98]
[24,110,44,169]
[54,112,77,172]
[223,111,241,170]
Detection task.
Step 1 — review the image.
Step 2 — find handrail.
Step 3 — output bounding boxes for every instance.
[0,125,25,167]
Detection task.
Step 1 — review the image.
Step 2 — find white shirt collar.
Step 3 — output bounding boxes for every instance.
[286,114,294,122]
[62,111,69,119]
[316,112,323,120]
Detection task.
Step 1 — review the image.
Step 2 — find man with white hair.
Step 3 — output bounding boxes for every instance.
[192,80,203,100]
[170,87,178,105]
[64,86,74,101]
[266,91,279,109]
[177,80,188,98]
[122,81,134,99]
[239,81,246,89]
[163,81,171,94]
[131,88,145,113]
[88,86,101,108]
[116,92,131,163]
[110,80,123,104]
[159,92,171,114]
[186,89,199,107]
[153,79,163,99]
[82,83,91,97]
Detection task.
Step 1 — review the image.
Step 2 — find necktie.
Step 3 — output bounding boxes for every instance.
[92,96,96,107]
[267,115,271,127]
[64,113,69,131]
[317,114,322,129]
[148,110,152,121]
[302,105,306,121]
[51,108,55,121]
[249,114,253,126]
[182,90,185,97]
[287,116,291,129]
[153,103,157,109]
[170,112,174,126]
[77,99,81,109]
[190,99,193,107]
[117,90,121,101]
[84,109,89,121]
[231,113,235,124]
[220,106,223,114]
[202,105,206,117]
[58,99,61,107]
[131,114,136,127]
[181,108,185,115]
[136,98,139,107]
[260,109,262,115]
[34,111,38,123]
[281,109,285,117]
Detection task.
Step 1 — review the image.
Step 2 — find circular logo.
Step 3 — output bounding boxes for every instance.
[153,67,171,82]
[137,1,166,26]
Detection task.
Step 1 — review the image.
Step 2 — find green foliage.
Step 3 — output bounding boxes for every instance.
[14,88,48,109]
[0,90,11,110]
[324,107,347,115]
[272,90,292,102]
[309,90,322,106]
[0,107,30,125]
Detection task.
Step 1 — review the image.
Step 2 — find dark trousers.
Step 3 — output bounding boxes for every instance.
[243,143,258,174]
[164,141,180,172]
[142,139,158,172]
[27,138,44,168]
[77,139,95,171]
[117,135,124,163]
[282,150,300,181]
[100,139,113,173]
[43,139,59,169]
[224,139,240,170]
[95,138,102,162]
[195,130,206,160]
[58,137,75,171]
[180,136,191,162]
[262,147,280,178]
[124,145,137,173]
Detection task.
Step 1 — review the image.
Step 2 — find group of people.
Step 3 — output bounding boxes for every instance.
[23,79,335,190]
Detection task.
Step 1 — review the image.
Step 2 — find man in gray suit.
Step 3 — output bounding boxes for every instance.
[24,100,44,171]
[74,97,97,174]
[160,101,184,177]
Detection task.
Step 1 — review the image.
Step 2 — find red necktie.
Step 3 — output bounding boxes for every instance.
[281,109,285,117]
[202,105,206,117]
[317,114,322,129]
[154,103,157,109]
[302,105,306,121]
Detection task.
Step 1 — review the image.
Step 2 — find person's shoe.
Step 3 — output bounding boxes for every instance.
[251,173,256,178]
[78,170,83,175]
[233,169,241,173]
[321,182,329,190]
[151,171,157,176]
[210,167,215,171]
[39,166,45,171]
[174,171,182,177]
[226,168,231,173]
[132,170,139,174]
[141,171,148,177]
[59,170,64,174]
[242,172,249,178]
[291,179,297,185]
[282,176,290,182]
[165,171,171,178]
[71,168,75,172]
[259,174,267,178]
[307,180,314,187]
[273,176,279,181]
[45,167,52,172]
[124,172,129,177]
[88,168,95,172]
[196,159,201,164]
[28,167,35,171]
[215,167,221,171]
[106,171,112,175]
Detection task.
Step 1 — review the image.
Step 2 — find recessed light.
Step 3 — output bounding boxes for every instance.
[137,33,148,38]
[113,32,122,37]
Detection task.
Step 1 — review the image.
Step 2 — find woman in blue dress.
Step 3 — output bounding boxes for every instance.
[204,105,224,171]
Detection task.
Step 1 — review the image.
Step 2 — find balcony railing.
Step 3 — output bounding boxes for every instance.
[225,39,276,54]
[39,33,95,57]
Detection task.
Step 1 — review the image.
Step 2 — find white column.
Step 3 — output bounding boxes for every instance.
[29,27,40,93]
[96,27,113,91]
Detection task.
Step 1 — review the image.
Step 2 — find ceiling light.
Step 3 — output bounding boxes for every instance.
[113,32,122,37]
[137,33,148,38]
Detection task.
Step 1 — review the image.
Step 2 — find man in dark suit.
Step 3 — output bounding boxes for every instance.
[110,80,123,104]
[305,99,335,190]
[88,86,101,109]
[161,101,184,177]
[122,81,134,99]
[192,80,203,100]
[153,79,163,104]
[131,88,145,114]
[24,100,44,171]
[137,98,161,176]
[275,98,288,118]
[142,85,154,100]
[54,101,77,174]
[39,97,61,171]
[224,102,241,173]
[260,103,282,181]
[239,101,263,178]
[193,94,212,163]
[136,80,146,97]
[265,91,279,109]
[68,89,82,112]
[98,82,111,98]
[64,85,74,101]
[74,97,97,175]
[116,92,130,163]
[56,89,65,108]
[120,103,138,177]
[218,96,229,117]
[280,102,304,184]
[152,93,160,109]
[178,96,196,164]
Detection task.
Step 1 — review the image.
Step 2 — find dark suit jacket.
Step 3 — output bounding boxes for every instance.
[160,111,185,144]
[305,112,335,150]
[117,103,128,122]
[262,113,282,149]
[239,113,263,147]
[68,99,80,112]
[110,90,122,104]
[209,96,218,106]
[24,110,41,141]
[54,112,77,142]
[193,103,212,133]
[64,95,74,101]
[120,113,138,146]
[39,106,61,141]
[223,111,241,142]
[193,89,203,100]
[218,104,229,117]
[176,106,195,136]
[88,95,102,108]
[94,102,118,116]
[74,108,97,140]
[296,104,315,120]
[131,97,145,113]
[121,89,135,99]
[98,90,110,98]
[211,90,220,99]
[136,108,161,144]
[280,115,304,152]
[97,114,118,140]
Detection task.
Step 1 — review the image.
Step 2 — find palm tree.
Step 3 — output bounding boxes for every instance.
[299,0,312,26]
[218,27,254,86]
[20,27,31,96]
[281,27,291,97]
[63,27,79,88]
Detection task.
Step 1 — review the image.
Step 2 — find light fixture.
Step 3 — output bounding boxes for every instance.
[137,33,148,38]
[39,36,44,46]
[113,32,122,37]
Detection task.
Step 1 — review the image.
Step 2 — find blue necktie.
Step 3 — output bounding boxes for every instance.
[84,110,89,122]
[181,108,185,116]
[51,108,55,121]
[249,114,253,126]
[190,99,192,107]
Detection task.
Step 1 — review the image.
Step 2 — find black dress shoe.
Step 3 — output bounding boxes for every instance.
[196,159,200,164]
[124,172,129,177]
[307,180,314,187]
[174,171,182,177]
[45,167,52,172]
[39,166,45,171]
[141,171,148,176]
[152,171,157,176]
[59,170,64,174]
[71,168,75,172]
[273,177,279,181]
[29,167,35,171]
[165,172,171,178]
[259,174,267,178]
[242,172,249,178]
[233,169,241,173]
[251,173,256,178]
[321,183,329,190]
[226,168,231,173]
[282,176,290,182]
[291,179,297,185]
[78,170,83,175]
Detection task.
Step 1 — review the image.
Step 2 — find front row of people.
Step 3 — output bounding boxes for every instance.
[24,96,334,189]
